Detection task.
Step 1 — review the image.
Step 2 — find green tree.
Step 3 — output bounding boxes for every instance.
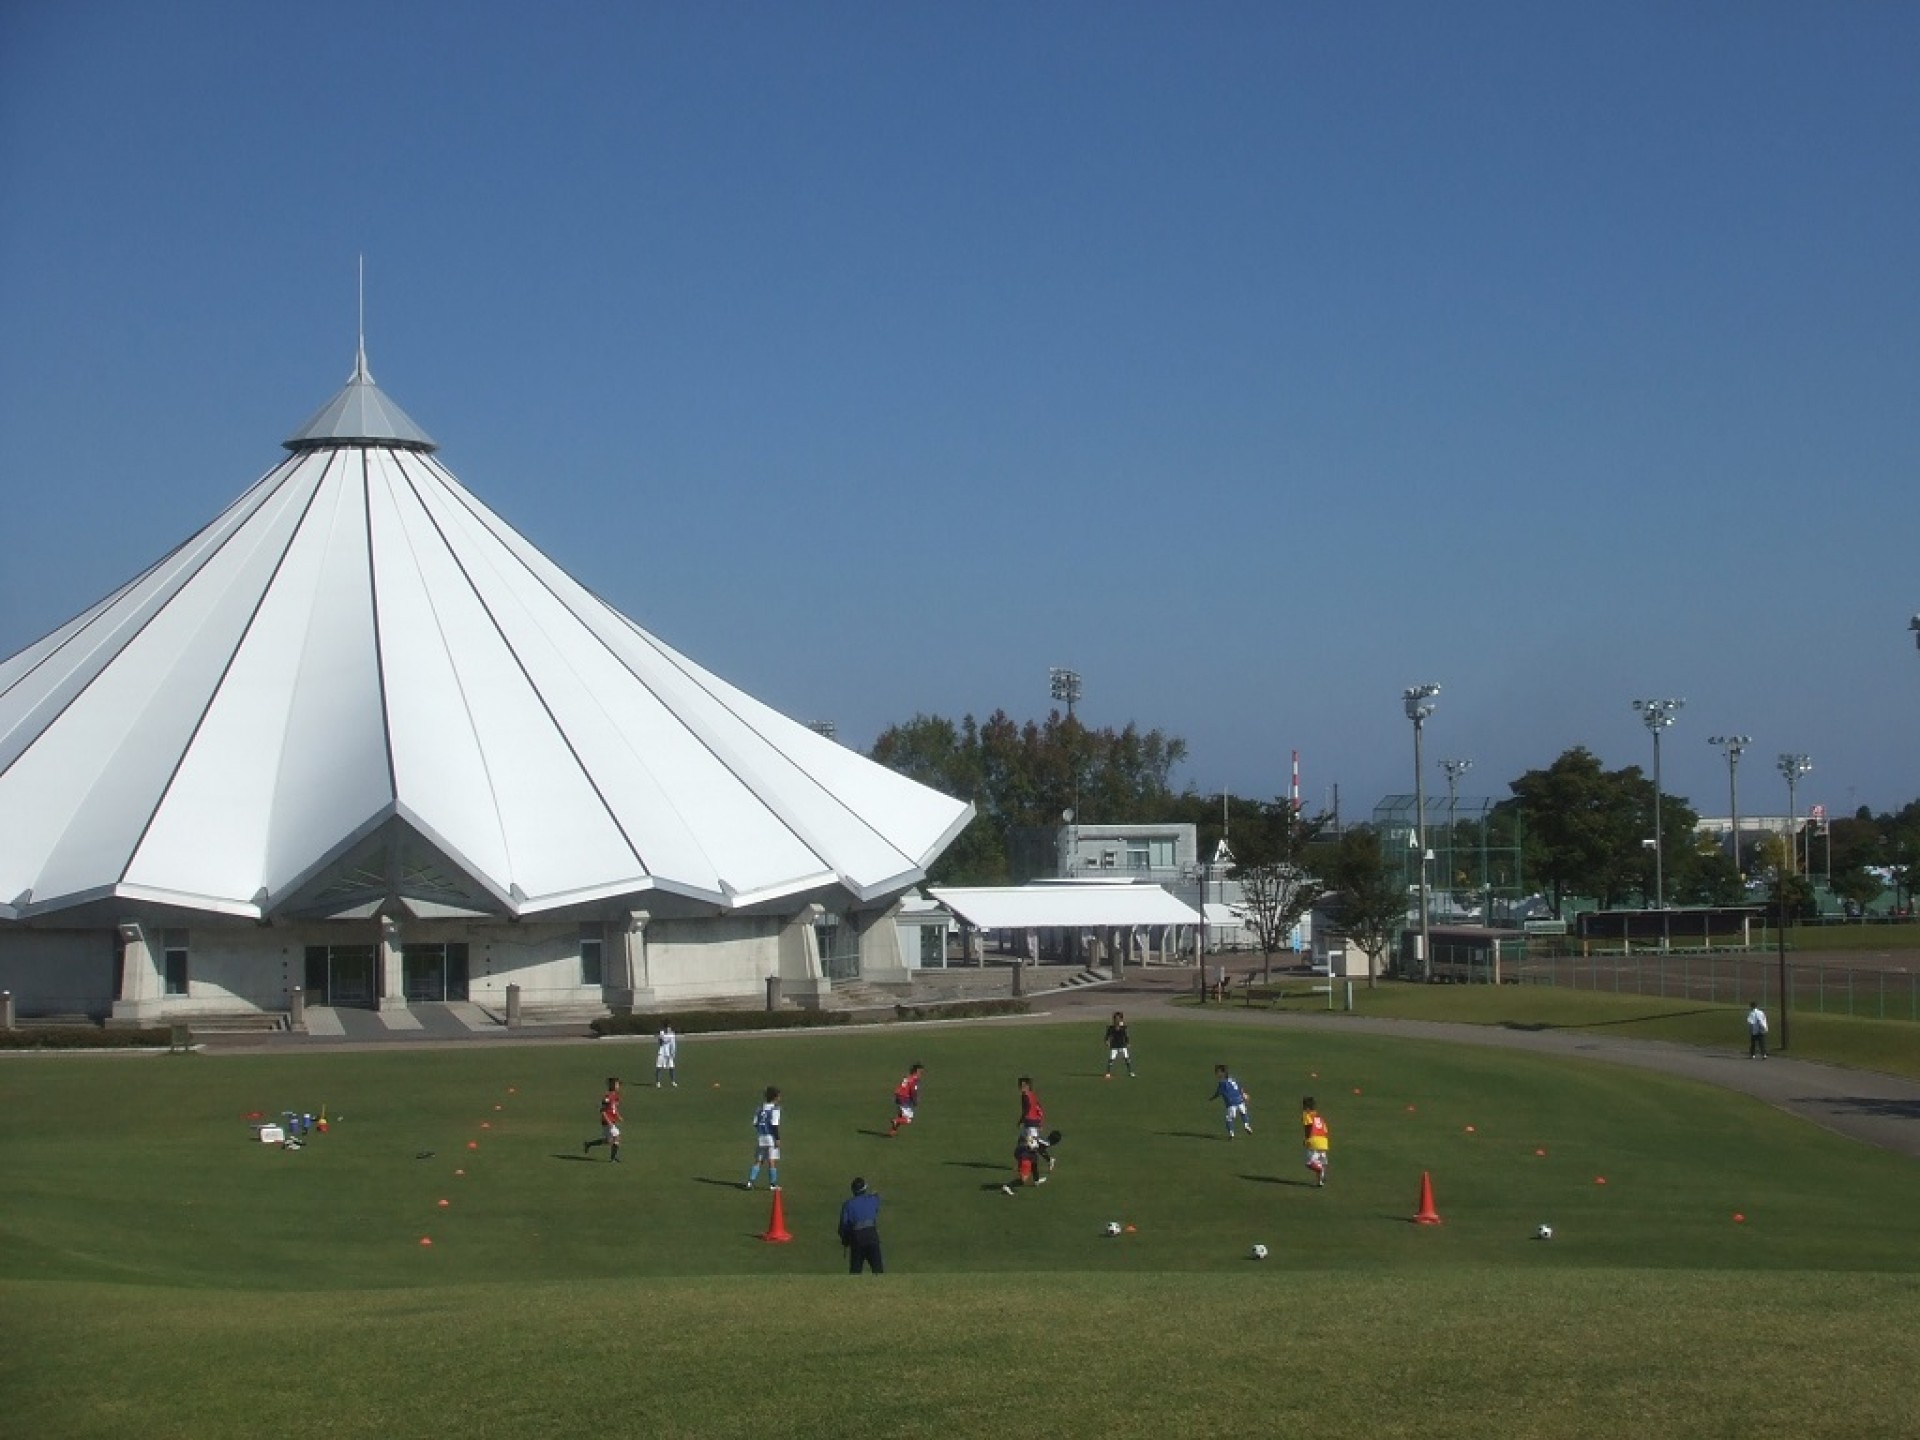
[1230,802,1333,979]
[1322,827,1408,988]
[869,708,1188,885]
[1499,748,1643,910]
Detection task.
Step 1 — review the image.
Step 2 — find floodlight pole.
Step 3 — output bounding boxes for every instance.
[1632,699,1684,916]
[1050,666,1083,822]
[1777,753,1812,876]
[1404,684,1441,980]
[1708,735,1751,875]
[1441,759,1472,920]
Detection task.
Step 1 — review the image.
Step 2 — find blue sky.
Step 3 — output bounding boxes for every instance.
[2,2,1915,824]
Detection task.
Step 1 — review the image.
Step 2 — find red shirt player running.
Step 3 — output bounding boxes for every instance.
[887,1063,925,1137]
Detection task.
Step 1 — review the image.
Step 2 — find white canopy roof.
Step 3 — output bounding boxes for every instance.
[930,884,1201,931]
[0,353,972,922]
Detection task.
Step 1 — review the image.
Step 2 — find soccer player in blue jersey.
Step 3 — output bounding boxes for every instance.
[1210,1064,1252,1139]
[745,1085,782,1190]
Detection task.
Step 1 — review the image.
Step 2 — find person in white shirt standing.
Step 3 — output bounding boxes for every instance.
[1746,1001,1769,1059]
[655,1025,678,1087]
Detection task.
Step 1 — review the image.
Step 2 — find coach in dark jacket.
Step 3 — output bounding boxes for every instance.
[838,1177,884,1274]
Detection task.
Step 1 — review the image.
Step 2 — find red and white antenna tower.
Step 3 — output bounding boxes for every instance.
[1290,750,1302,812]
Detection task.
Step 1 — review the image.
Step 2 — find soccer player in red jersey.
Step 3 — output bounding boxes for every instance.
[1017,1076,1055,1171]
[583,1076,622,1162]
[887,1063,925,1137]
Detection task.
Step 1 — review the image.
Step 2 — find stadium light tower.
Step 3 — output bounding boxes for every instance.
[1777,753,1812,875]
[1910,613,1920,651]
[1708,735,1751,875]
[1404,684,1441,979]
[1441,758,1473,909]
[1632,699,1684,910]
[1048,666,1082,719]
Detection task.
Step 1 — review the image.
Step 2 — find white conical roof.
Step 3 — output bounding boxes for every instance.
[0,356,971,922]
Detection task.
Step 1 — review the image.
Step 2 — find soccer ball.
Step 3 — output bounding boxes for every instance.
[1105,1221,1122,1237]
[1250,1243,1269,1260]
[1536,1224,1554,1241]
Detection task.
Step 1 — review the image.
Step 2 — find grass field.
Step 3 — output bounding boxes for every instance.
[1207,981,1920,1081]
[3,1017,1917,1437]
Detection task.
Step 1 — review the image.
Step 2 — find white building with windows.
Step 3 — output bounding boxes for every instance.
[0,346,971,1022]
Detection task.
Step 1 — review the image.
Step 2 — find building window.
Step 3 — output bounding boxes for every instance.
[163,929,189,997]
[919,925,946,968]
[580,926,604,986]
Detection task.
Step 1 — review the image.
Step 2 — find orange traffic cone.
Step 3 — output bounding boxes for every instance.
[761,1187,793,1243]
[1413,1170,1443,1225]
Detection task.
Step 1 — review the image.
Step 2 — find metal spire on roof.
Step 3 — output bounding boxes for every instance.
[283,261,437,453]
[355,254,371,384]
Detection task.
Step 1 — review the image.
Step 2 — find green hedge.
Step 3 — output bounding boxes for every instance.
[0,1025,175,1050]
[590,1009,855,1037]
[588,996,1029,1038]
[893,997,1030,1022]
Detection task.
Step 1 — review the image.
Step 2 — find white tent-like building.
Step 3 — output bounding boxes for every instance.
[0,347,972,1023]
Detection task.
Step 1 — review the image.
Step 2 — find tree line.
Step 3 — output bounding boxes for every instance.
[871,713,1920,920]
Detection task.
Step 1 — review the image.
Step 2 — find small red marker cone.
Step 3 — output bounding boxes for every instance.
[420,1237,433,1247]
[1733,1212,1746,1223]
[1413,1171,1443,1225]
[1352,1088,1362,1095]
[1534,1148,1547,1157]
[454,1168,465,1177]
[761,1188,793,1243]
[1124,1224,1137,1233]
[1594,1176,1608,1186]
[437,1198,450,1208]
[467,1141,479,1150]
[1464,1125,1476,1134]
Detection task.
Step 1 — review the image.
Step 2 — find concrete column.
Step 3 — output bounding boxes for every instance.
[851,902,909,987]
[289,986,306,1030]
[378,915,406,1011]
[506,984,522,1029]
[609,910,653,1012]
[1025,930,1040,970]
[1010,958,1024,998]
[1115,926,1131,977]
[1,991,13,1030]
[110,920,165,1024]
[777,904,829,1008]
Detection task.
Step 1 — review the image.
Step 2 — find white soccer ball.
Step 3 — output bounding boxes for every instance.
[1105,1221,1123,1236]
[1536,1224,1554,1241]
[1250,1243,1269,1260]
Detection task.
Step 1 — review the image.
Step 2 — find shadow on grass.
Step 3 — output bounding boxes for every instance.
[694,1176,747,1189]
[1240,1173,1314,1188]
[1156,1130,1227,1142]
[943,1159,1006,1171]
[552,1153,593,1163]
[1498,1007,1721,1033]
[1800,1095,1920,1121]
[856,1128,894,1140]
